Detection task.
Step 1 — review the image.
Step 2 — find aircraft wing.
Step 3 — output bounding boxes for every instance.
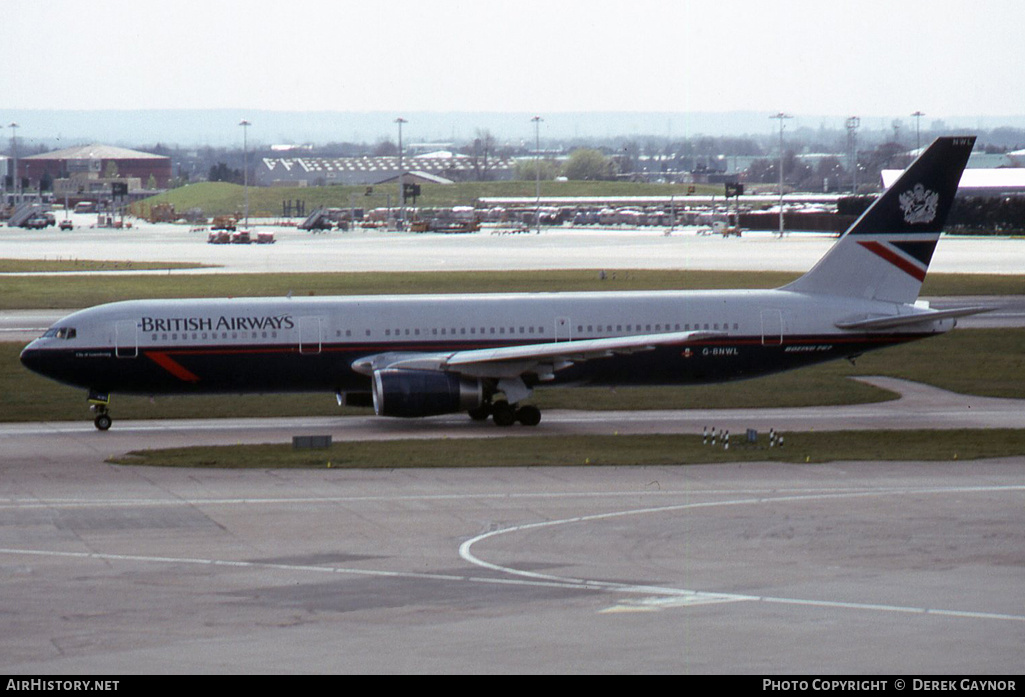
[352,330,721,380]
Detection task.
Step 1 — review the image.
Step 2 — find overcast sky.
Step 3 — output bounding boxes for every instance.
[5,0,1024,119]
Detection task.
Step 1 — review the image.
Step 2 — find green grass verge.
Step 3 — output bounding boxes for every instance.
[108,429,1025,469]
[0,269,794,309]
[0,268,1021,310]
[132,180,728,218]
[0,260,211,273]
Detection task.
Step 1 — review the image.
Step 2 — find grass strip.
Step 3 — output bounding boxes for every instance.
[108,429,1025,469]
[0,260,211,273]
[0,268,1021,310]
[132,180,728,217]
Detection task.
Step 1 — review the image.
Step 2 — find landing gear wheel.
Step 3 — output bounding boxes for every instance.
[491,401,517,427]
[468,405,491,421]
[94,413,112,431]
[516,405,542,426]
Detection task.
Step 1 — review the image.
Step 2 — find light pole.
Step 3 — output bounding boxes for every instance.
[395,117,407,230]
[8,122,19,205]
[239,119,251,229]
[532,115,542,233]
[911,110,924,153]
[770,112,791,236]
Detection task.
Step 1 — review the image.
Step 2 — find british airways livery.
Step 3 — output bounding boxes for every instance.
[21,137,988,430]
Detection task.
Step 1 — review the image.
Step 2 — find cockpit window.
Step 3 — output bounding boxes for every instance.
[42,327,76,340]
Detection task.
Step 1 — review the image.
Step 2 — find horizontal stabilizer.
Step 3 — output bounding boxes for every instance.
[835,306,994,331]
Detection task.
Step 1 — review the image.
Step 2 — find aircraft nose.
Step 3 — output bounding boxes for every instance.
[20,343,47,377]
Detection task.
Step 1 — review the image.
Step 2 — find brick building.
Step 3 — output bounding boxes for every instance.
[21,144,172,192]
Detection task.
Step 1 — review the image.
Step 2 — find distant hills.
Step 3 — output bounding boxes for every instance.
[5,109,1025,149]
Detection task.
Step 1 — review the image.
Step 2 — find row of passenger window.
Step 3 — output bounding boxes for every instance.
[151,331,280,342]
[335,325,548,338]
[578,322,740,333]
[148,322,743,344]
[332,322,742,339]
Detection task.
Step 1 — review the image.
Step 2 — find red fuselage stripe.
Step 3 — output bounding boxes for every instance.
[144,351,201,382]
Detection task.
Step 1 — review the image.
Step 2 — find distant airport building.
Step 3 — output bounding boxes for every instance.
[20,144,172,193]
[258,153,515,187]
[374,171,456,186]
[883,163,1025,196]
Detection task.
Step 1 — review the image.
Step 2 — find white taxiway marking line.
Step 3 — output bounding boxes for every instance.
[0,546,628,594]
[0,486,920,510]
[459,484,1025,620]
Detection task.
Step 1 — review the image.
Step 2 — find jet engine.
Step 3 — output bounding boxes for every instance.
[372,369,484,418]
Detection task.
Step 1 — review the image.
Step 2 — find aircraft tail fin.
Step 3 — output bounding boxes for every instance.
[781,136,975,304]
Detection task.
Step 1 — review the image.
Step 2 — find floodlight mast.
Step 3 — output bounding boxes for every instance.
[532,115,542,234]
[8,122,19,205]
[239,119,251,228]
[912,110,925,153]
[770,112,791,236]
[846,116,860,193]
[395,117,407,230]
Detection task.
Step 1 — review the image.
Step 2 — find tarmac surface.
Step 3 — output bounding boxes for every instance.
[0,378,1024,674]
[1,215,1024,274]
[0,450,1023,674]
[1,220,1024,674]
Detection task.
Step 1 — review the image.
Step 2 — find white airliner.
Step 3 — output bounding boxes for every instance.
[22,137,988,431]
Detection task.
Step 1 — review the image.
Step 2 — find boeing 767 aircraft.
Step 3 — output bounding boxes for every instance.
[21,137,988,430]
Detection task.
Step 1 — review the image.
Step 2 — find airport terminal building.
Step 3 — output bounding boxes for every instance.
[20,144,172,192]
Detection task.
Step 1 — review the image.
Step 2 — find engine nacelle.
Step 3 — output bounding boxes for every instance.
[372,369,483,418]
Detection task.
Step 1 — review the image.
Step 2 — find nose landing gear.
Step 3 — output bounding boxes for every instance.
[88,391,112,431]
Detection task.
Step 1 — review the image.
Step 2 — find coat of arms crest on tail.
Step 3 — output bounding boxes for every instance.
[899,183,939,224]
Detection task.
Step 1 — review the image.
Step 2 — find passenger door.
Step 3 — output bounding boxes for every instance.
[299,316,322,355]
[760,310,783,346]
[115,320,138,358]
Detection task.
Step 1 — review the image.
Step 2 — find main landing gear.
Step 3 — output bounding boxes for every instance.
[88,391,112,431]
[468,400,542,427]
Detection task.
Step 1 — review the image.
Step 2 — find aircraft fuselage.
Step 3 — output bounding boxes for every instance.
[20,289,950,397]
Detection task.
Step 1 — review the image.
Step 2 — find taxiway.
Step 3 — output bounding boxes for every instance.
[0,450,1022,673]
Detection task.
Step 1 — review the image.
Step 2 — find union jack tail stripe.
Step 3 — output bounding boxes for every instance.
[856,240,934,282]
